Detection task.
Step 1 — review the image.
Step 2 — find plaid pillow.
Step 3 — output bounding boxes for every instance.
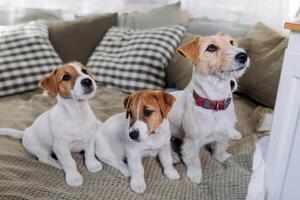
[87,25,186,93]
[0,21,62,96]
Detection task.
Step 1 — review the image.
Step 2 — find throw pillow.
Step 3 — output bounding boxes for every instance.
[48,13,117,65]
[87,25,186,93]
[0,21,62,97]
[238,23,288,108]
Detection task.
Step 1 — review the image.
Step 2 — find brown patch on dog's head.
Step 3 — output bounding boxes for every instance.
[123,89,175,133]
[39,62,93,98]
[177,34,239,76]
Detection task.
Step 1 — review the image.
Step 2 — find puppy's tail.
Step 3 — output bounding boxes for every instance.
[0,128,23,139]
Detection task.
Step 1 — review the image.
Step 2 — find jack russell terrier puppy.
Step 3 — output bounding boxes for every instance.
[95,90,180,193]
[0,62,102,187]
[168,33,250,184]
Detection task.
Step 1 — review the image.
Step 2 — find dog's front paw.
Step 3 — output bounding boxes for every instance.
[164,168,180,180]
[130,178,146,193]
[187,168,202,184]
[213,152,231,163]
[86,159,103,173]
[229,130,242,140]
[66,171,83,187]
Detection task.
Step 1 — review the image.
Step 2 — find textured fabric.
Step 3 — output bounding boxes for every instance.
[166,32,194,89]
[238,23,288,108]
[0,89,269,199]
[118,2,181,29]
[0,21,62,97]
[87,25,186,93]
[48,13,117,65]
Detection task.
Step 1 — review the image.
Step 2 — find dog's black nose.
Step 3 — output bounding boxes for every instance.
[235,52,248,64]
[129,130,139,140]
[81,78,92,87]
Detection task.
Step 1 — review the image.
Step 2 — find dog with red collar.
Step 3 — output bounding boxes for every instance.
[168,33,250,184]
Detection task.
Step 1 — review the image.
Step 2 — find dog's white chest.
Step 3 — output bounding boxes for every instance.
[183,96,236,143]
[51,107,97,152]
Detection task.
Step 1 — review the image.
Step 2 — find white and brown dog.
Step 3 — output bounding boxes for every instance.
[95,89,180,193]
[168,33,250,184]
[0,62,102,186]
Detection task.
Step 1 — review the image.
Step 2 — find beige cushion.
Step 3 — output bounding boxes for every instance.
[166,33,195,89]
[48,13,117,65]
[238,23,288,108]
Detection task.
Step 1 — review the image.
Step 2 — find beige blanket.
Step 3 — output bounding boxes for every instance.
[0,89,269,200]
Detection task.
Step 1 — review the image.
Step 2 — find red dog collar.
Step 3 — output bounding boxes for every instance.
[193,90,231,111]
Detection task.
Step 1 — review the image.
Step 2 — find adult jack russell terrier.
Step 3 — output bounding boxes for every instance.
[168,33,250,184]
[95,90,180,193]
[0,62,102,186]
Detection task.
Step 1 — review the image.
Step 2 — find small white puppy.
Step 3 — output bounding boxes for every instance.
[95,89,180,193]
[0,62,102,186]
[168,33,250,184]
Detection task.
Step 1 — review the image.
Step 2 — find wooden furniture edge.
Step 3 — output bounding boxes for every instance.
[284,21,300,32]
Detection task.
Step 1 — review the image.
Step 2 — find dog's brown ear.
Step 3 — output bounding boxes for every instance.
[123,95,132,119]
[177,36,201,65]
[218,32,225,36]
[38,69,58,95]
[153,91,176,118]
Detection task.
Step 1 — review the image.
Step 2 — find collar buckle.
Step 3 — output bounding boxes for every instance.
[215,101,220,111]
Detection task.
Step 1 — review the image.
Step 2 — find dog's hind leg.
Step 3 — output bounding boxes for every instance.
[37,151,62,169]
[23,135,62,169]
[96,152,130,177]
[211,137,231,163]
[181,138,202,184]
[106,159,130,177]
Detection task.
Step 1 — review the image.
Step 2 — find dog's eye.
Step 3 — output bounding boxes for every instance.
[143,109,153,117]
[206,44,217,52]
[82,69,88,74]
[62,73,71,81]
[230,40,234,46]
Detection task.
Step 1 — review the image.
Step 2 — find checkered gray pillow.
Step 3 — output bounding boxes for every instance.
[87,25,186,93]
[0,21,62,96]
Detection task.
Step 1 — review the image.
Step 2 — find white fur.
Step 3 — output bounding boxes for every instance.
[0,63,102,187]
[95,113,180,193]
[168,48,250,184]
